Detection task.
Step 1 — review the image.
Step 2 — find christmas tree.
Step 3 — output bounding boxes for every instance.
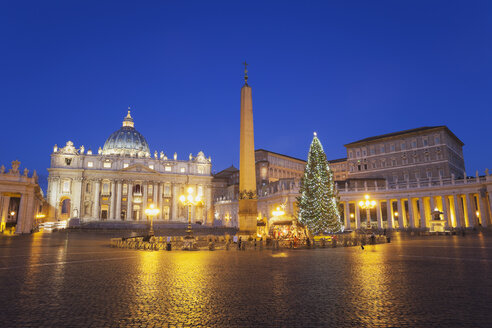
[297,132,342,234]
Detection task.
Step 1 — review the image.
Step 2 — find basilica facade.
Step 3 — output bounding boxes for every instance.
[46,111,213,224]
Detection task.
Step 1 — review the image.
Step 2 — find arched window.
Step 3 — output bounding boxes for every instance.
[134,184,141,194]
[61,199,71,214]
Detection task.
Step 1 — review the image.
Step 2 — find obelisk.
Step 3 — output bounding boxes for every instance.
[238,62,258,234]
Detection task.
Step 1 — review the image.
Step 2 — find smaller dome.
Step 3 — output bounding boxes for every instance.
[102,111,150,157]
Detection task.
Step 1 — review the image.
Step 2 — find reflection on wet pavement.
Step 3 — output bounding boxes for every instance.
[0,232,491,327]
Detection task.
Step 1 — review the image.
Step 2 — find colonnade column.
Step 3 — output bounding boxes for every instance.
[376,200,382,229]
[478,193,489,227]
[1,195,10,229]
[397,199,404,228]
[452,194,462,228]
[355,202,361,229]
[418,197,426,229]
[127,182,133,220]
[344,202,351,230]
[465,193,475,227]
[110,180,116,219]
[407,198,415,228]
[441,195,450,228]
[386,200,394,229]
[93,179,101,220]
[115,180,122,221]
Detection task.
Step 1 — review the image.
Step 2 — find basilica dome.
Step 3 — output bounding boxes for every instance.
[102,111,150,157]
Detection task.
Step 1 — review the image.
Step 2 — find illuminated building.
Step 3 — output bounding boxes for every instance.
[46,111,213,223]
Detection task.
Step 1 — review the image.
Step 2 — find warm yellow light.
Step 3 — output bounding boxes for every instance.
[394,212,399,217]
[371,200,376,206]
[187,187,193,194]
[10,211,15,216]
[195,195,201,202]
[35,214,46,219]
[476,211,480,217]
[272,206,285,217]
[144,203,160,216]
[434,207,439,212]
[364,195,369,200]
[187,194,194,202]
[350,213,354,218]
[359,201,364,207]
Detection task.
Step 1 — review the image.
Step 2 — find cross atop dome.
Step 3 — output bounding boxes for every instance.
[122,107,134,128]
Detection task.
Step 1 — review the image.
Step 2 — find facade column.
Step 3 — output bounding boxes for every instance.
[152,182,158,206]
[407,198,415,228]
[205,185,213,225]
[452,194,462,228]
[93,179,101,220]
[441,195,450,228]
[418,197,426,229]
[72,177,83,218]
[115,180,122,221]
[142,182,148,221]
[487,190,492,227]
[127,182,133,220]
[355,202,361,229]
[48,177,59,219]
[397,199,404,229]
[172,183,179,221]
[157,183,163,220]
[110,180,116,219]
[376,200,382,229]
[465,193,475,228]
[344,202,351,230]
[386,200,393,229]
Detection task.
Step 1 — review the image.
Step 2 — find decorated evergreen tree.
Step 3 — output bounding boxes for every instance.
[297,132,342,234]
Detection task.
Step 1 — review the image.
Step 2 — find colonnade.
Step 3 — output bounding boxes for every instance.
[341,191,491,230]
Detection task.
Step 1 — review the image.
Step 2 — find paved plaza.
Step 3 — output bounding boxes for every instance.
[0,232,491,327]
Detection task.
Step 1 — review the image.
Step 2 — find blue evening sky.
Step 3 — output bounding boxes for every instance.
[1,1,491,190]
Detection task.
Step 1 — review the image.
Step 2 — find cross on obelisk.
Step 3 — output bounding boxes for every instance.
[243,61,248,84]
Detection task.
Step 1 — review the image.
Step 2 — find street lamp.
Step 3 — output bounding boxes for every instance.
[272,206,285,218]
[179,187,203,239]
[359,195,376,229]
[144,203,159,236]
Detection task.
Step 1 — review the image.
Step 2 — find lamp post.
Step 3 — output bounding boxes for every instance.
[179,187,202,239]
[144,203,160,236]
[359,195,376,229]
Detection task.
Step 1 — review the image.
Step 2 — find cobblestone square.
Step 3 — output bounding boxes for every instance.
[0,232,491,327]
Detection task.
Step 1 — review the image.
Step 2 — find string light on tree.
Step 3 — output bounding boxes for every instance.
[297,132,342,234]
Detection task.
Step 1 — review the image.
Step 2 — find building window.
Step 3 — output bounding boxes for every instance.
[86,183,91,193]
[123,184,128,194]
[401,143,406,150]
[198,166,204,174]
[423,138,428,147]
[149,164,154,170]
[390,144,395,152]
[362,150,366,156]
[65,158,72,166]
[392,159,396,166]
[123,163,129,168]
[356,151,360,157]
[411,141,417,148]
[165,166,172,172]
[103,162,111,168]
[102,183,109,194]
[439,169,444,177]
[370,148,375,155]
[87,162,93,168]
[349,151,353,158]
[164,184,171,197]
[435,136,440,144]
[380,146,385,153]
[427,171,432,178]
[148,184,153,195]
[180,167,186,173]
[364,164,367,170]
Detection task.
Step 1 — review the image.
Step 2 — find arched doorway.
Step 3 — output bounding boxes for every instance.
[60,198,71,219]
